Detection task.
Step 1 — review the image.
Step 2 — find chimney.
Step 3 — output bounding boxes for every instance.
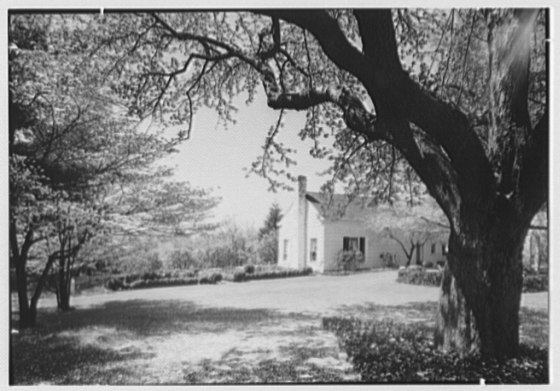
[298,175,308,269]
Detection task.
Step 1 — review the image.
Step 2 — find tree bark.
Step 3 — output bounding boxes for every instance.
[445,217,527,359]
[435,263,478,355]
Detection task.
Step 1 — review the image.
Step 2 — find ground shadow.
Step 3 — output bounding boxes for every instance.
[25,299,296,336]
[11,297,548,384]
[11,329,145,384]
[334,301,548,348]
[11,299,321,384]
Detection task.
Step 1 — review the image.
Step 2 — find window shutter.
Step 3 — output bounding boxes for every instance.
[343,237,349,251]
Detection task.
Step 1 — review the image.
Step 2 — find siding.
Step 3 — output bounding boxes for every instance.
[322,220,405,271]
[306,204,325,272]
[277,202,299,269]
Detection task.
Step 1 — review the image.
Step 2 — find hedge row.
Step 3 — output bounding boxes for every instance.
[322,317,547,383]
[396,267,442,287]
[227,267,313,282]
[105,267,313,291]
[397,267,548,292]
[105,272,222,291]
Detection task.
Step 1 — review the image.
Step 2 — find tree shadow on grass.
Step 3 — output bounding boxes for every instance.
[11,299,323,384]
[333,301,548,349]
[11,330,144,385]
[30,299,287,336]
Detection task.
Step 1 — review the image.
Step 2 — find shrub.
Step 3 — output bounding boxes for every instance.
[232,270,246,282]
[397,267,442,287]
[523,274,548,292]
[104,276,126,291]
[423,261,434,269]
[244,264,255,274]
[380,252,399,269]
[198,271,222,284]
[323,317,548,383]
[337,250,365,271]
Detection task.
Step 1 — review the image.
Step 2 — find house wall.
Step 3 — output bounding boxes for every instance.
[305,204,325,272]
[381,232,449,267]
[277,202,299,269]
[322,221,403,271]
[420,239,449,266]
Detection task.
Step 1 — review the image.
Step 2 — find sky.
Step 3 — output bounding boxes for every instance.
[159,93,334,229]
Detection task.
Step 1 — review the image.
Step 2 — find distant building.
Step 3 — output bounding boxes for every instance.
[277,176,448,272]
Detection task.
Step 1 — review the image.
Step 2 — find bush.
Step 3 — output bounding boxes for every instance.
[232,270,246,282]
[198,271,222,284]
[380,252,399,269]
[397,267,442,287]
[337,250,364,271]
[244,264,255,274]
[323,317,548,383]
[523,274,548,292]
[128,277,199,289]
[104,276,126,291]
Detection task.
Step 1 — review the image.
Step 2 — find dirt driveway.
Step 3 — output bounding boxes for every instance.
[14,270,548,384]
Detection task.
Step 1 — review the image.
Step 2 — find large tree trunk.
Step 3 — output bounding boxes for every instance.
[435,264,478,355]
[441,219,527,359]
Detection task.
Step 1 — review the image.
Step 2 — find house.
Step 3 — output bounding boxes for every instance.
[277,176,448,272]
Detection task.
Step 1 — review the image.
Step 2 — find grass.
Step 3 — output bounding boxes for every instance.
[11,298,547,385]
[10,272,548,385]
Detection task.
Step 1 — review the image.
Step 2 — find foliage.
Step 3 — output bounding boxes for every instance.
[256,203,283,263]
[258,203,283,239]
[244,264,255,274]
[397,266,443,286]
[397,267,548,292]
[323,317,547,383]
[9,13,218,325]
[232,270,247,282]
[336,250,364,272]
[522,274,548,293]
[194,221,258,268]
[257,230,279,264]
[380,252,400,269]
[368,199,448,266]
[16,9,547,356]
[168,248,199,270]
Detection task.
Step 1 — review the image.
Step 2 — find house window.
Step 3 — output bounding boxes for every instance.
[343,237,365,255]
[283,240,288,260]
[310,238,317,262]
[442,244,448,255]
[431,243,436,254]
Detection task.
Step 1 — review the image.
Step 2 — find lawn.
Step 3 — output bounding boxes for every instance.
[10,271,548,384]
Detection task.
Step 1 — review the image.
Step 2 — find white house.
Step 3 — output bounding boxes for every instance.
[277,176,449,272]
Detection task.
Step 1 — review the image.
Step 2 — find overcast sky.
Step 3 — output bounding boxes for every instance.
[159,92,334,228]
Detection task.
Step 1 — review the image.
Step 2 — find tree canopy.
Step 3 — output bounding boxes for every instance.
[9,9,548,359]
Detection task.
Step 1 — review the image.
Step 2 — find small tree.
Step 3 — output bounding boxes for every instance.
[258,203,283,263]
[369,200,448,267]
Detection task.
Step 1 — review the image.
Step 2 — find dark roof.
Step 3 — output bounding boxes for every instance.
[305,191,377,221]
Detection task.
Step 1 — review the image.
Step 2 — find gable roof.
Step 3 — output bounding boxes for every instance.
[305,191,377,222]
